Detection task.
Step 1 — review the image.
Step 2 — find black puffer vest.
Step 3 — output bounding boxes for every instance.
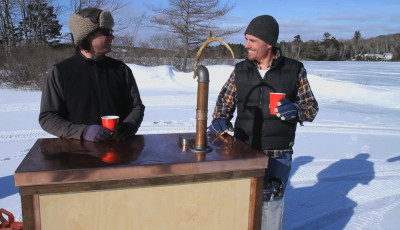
[234,56,303,150]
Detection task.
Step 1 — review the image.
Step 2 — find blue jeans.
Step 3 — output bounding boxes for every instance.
[262,151,293,230]
[264,151,293,198]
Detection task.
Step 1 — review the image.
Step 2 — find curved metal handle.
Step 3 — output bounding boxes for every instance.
[193,32,235,78]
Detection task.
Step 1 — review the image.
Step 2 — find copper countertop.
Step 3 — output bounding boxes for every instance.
[14,133,268,187]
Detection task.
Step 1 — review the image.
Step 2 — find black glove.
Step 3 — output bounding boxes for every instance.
[113,123,137,142]
[82,125,113,142]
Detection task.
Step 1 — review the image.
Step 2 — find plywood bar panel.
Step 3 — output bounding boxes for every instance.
[40,179,251,230]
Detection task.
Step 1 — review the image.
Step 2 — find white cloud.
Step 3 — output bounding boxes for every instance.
[318,14,382,22]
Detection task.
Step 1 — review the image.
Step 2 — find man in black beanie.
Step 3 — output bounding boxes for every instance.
[208,15,318,229]
[39,8,145,142]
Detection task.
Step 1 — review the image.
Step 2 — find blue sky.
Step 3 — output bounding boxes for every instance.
[224,0,400,43]
[58,0,400,44]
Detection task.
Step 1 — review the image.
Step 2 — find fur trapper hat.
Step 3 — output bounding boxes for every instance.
[245,15,279,46]
[68,8,114,45]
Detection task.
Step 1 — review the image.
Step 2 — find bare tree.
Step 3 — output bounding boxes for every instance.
[69,0,135,19]
[68,0,129,18]
[69,0,102,12]
[150,32,180,51]
[0,0,18,56]
[113,31,137,48]
[149,33,181,66]
[148,0,242,71]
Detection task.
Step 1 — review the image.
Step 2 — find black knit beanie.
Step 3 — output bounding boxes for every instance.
[244,15,279,46]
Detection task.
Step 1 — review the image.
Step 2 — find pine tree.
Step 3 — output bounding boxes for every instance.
[17,1,62,46]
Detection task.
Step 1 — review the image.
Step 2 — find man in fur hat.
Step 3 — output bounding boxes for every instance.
[208,15,319,229]
[39,8,145,142]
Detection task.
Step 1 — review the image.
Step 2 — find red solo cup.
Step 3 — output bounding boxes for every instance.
[269,93,286,115]
[101,115,119,131]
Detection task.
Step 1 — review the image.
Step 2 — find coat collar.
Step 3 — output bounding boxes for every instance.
[244,47,284,70]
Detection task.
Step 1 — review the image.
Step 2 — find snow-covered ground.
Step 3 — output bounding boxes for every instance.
[1,61,399,229]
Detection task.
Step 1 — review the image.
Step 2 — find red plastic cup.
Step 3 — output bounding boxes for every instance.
[101,115,119,131]
[102,152,121,163]
[269,93,286,115]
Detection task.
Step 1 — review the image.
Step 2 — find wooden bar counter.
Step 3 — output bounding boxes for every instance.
[14,133,268,230]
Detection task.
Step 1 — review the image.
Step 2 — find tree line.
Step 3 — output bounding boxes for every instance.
[1,0,399,90]
[278,32,400,61]
[204,31,400,62]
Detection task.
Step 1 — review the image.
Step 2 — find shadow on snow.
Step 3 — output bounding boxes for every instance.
[0,175,18,199]
[387,156,400,162]
[285,153,375,230]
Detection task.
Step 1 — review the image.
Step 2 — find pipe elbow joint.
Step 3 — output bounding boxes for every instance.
[195,65,209,83]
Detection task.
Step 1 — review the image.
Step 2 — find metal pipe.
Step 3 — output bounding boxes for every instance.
[190,65,212,154]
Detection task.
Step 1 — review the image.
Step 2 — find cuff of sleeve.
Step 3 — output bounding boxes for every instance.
[125,123,139,135]
[294,104,304,126]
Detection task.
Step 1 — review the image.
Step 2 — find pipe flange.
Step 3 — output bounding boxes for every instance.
[189,145,212,153]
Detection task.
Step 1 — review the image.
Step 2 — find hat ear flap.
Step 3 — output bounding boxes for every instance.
[68,14,98,45]
[99,11,114,29]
